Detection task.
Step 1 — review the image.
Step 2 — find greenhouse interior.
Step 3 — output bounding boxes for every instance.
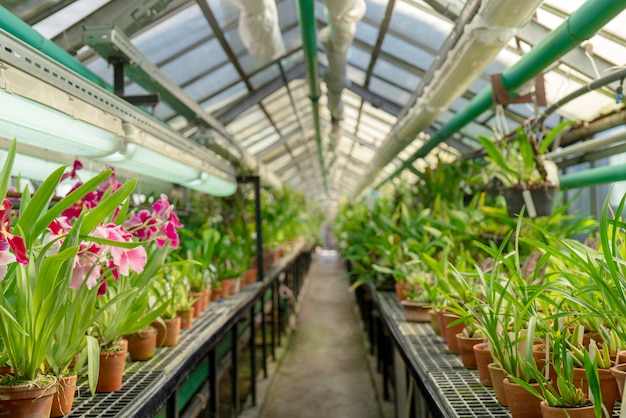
[2,0,626,417]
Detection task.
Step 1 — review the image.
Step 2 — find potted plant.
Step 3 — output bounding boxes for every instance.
[477,120,574,218]
[509,333,605,418]
[0,140,140,416]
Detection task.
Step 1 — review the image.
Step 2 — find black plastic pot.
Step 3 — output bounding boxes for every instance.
[501,184,558,218]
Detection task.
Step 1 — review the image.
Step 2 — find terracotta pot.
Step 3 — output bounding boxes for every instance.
[455,334,483,369]
[503,377,544,418]
[243,268,257,286]
[228,277,240,295]
[435,310,447,343]
[210,287,223,301]
[540,400,596,418]
[572,367,618,417]
[429,310,441,336]
[51,374,77,417]
[177,308,194,329]
[611,363,626,398]
[488,363,508,406]
[220,280,231,297]
[401,301,430,323]
[96,339,127,393]
[394,282,410,301]
[532,344,558,390]
[473,342,494,386]
[125,326,157,361]
[190,291,205,318]
[153,316,182,347]
[203,288,212,307]
[0,380,56,418]
[440,311,465,353]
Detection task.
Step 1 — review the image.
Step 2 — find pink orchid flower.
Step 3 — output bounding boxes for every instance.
[0,199,29,268]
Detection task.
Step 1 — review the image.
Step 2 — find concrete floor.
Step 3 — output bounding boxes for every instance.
[259,252,386,418]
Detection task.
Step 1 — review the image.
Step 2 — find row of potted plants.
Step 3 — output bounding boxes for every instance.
[336,122,626,417]
[0,138,321,417]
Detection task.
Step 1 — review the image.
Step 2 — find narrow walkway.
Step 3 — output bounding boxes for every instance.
[260,252,382,418]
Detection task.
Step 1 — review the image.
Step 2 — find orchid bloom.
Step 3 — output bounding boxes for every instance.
[94,223,147,276]
[124,194,182,248]
[0,199,29,278]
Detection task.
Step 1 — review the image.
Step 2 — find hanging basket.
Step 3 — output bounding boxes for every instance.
[501,184,558,218]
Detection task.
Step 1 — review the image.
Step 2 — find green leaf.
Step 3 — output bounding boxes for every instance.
[80,179,137,235]
[15,166,65,236]
[477,135,518,178]
[539,120,576,154]
[33,170,113,237]
[86,335,100,395]
[0,138,17,199]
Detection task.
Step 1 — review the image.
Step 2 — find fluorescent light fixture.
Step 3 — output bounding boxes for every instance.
[184,172,237,197]
[97,142,201,184]
[0,89,122,158]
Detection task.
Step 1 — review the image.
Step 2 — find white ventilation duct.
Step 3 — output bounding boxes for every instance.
[321,0,366,122]
[353,0,544,197]
[230,0,285,61]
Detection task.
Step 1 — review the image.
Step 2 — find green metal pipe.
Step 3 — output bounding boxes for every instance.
[559,164,626,190]
[0,6,110,90]
[297,0,328,194]
[377,0,626,189]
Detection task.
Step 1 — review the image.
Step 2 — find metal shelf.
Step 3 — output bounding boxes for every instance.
[372,291,622,418]
[66,246,311,417]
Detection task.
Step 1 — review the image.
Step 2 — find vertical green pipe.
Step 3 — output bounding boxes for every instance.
[0,6,110,90]
[559,164,626,190]
[296,0,328,194]
[377,0,626,189]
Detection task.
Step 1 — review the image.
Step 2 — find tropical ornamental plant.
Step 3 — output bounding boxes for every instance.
[0,139,140,393]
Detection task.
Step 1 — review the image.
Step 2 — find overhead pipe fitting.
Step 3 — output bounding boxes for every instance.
[320,0,366,122]
[229,0,285,61]
[352,0,543,197]
[373,0,626,191]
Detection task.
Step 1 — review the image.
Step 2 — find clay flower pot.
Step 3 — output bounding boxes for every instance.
[394,282,410,301]
[210,287,223,301]
[539,400,596,418]
[473,342,494,386]
[610,363,626,397]
[502,377,543,418]
[0,380,56,418]
[177,308,194,329]
[435,310,448,343]
[572,367,619,417]
[243,268,257,286]
[203,288,212,307]
[125,326,157,361]
[51,374,77,417]
[154,316,182,347]
[455,334,483,369]
[488,363,508,406]
[190,291,205,318]
[429,310,441,336]
[400,301,430,322]
[96,339,128,393]
[440,311,465,353]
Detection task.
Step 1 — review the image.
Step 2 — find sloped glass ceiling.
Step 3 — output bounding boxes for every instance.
[2,0,626,200]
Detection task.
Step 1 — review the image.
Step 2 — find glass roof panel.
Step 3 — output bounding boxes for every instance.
[373,60,421,92]
[207,0,239,25]
[160,40,227,86]
[133,5,212,64]
[33,0,110,38]
[392,1,452,50]
[183,63,241,102]
[381,34,435,71]
[369,76,411,106]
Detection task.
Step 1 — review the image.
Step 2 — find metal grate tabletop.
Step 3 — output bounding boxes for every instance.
[375,292,621,418]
